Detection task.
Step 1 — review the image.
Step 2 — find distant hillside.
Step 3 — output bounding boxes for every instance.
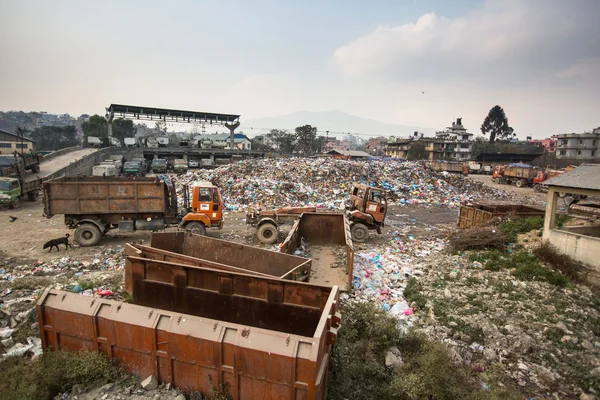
[241,110,435,138]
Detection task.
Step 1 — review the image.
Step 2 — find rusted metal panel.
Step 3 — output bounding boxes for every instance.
[504,166,538,180]
[43,177,168,217]
[125,256,332,336]
[281,213,354,289]
[37,287,339,399]
[149,232,311,281]
[458,202,545,229]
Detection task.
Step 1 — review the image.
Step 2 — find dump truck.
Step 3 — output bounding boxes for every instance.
[42,177,224,246]
[92,164,118,177]
[492,164,539,187]
[458,202,545,229]
[122,160,144,177]
[0,153,42,208]
[173,158,188,172]
[467,161,492,175]
[151,158,167,173]
[124,137,138,147]
[247,183,387,244]
[429,160,468,175]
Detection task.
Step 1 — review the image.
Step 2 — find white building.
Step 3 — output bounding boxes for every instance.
[433,118,474,160]
[194,133,252,150]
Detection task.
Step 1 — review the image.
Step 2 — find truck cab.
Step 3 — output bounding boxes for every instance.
[151,159,168,173]
[180,182,224,235]
[123,161,144,177]
[0,177,22,208]
[346,183,388,242]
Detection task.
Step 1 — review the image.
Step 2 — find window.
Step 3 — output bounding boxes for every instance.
[199,188,211,202]
[561,139,568,145]
[578,151,582,155]
[16,144,28,149]
[592,151,596,157]
[0,143,11,148]
[593,140,597,146]
[560,151,566,155]
[579,139,583,144]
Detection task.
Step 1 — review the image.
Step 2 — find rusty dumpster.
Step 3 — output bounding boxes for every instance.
[142,231,312,281]
[37,284,340,399]
[458,202,545,229]
[280,213,354,291]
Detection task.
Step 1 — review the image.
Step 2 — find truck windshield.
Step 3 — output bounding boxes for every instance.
[153,160,166,165]
[124,162,138,168]
[0,157,16,167]
[0,181,10,190]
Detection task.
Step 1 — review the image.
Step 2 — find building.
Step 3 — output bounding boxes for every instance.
[367,137,386,156]
[555,128,600,160]
[432,118,474,160]
[384,139,412,159]
[529,137,558,153]
[543,165,600,285]
[0,129,36,155]
[326,149,370,159]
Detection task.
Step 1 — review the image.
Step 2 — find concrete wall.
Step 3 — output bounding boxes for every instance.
[44,147,142,181]
[41,146,83,162]
[543,187,600,285]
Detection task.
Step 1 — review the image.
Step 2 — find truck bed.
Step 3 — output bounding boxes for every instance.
[43,176,172,217]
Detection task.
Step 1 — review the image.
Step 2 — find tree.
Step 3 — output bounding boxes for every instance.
[407,141,427,160]
[251,138,274,151]
[29,125,79,151]
[81,114,107,140]
[266,129,297,153]
[480,105,514,143]
[112,118,137,143]
[471,136,501,157]
[155,120,167,135]
[295,125,317,154]
[312,136,326,154]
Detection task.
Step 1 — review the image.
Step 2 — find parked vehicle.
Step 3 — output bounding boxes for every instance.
[132,158,150,173]
[100,160,121,174]
[43,177,225,246]
[109,137,121,147]
[122,161,144,177]
[92,165,118,177]
[532,166,575,192]
[188,157,199,168]
[173,159,187,172]
[492,163,539,187]
[345,183,388,242]
[87,136,103,147]
[107,154,124,170]
[200,158,215,167]
[151,158,167,173]
[429,160,468,175]
[145,137,158,148]
[0,175,41,209]
[0,151,42,176]
[246,206,318,244]
[156,137,169,147]
[124,137,138,147]
[467,161,492,175]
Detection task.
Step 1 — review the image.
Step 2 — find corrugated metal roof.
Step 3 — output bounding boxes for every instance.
[327,150,371,157]
[545,165,600,190]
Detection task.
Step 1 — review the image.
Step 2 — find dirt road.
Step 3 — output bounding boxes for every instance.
[468,174,547,207]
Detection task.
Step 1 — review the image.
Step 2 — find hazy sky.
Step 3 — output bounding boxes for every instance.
[1,0,598,138]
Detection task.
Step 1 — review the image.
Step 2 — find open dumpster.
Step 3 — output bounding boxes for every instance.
[280,213,354,291]
[37,272,341,399]
[458,202,545,229]
[144,231,312,281]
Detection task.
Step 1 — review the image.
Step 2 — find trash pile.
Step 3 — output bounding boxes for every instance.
[0,249,125,282]
[177,158,509,211]
[346,236,447,330]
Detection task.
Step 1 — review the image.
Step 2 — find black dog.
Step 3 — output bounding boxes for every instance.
[43,234,71,252]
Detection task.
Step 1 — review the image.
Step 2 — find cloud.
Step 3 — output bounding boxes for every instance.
[332,0,600,86]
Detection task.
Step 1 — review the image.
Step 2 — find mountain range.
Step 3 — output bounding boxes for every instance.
[240,110,435,138]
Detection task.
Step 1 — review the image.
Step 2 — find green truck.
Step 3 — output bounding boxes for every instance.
[0,154,42,209]
[151,158,167,173]
[123,161,145,177]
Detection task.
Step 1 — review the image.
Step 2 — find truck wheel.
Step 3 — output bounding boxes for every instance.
[533,184,542,192]
[257,223,278,244]
[186,222,206,236]
[31,164,40,173]
[75,223,102,247]
[27,191,39,201]
[516,179,525,188]
[9,198,20,209]
[351,223,369,243]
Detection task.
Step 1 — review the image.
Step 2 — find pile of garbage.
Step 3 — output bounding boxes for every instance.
[176,158,509,211]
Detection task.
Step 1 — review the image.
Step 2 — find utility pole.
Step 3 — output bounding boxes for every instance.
[325,131,329,153]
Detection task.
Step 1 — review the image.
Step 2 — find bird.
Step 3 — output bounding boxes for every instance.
[9,216,17,222]
[421,91,425,94]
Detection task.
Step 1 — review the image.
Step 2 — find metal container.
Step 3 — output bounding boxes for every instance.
[503,166,538,180]
[280,213,354,290]
[38,284,340,399]
[147,232,312,281]
[43,177,172,217]
[458,202,545,229]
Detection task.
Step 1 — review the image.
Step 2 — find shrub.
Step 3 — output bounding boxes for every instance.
[498,217,544,242]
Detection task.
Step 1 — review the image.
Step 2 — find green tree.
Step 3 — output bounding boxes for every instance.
[407,141,427,160]
[81,114,107,140]
[155,120,167,135]
[481,105,514,143]
[29,125,79,151]
[266,129,297,153]
[471,136,501,157]
[295,125,317,154]
[312,136,326,154]
[112,118,137,143]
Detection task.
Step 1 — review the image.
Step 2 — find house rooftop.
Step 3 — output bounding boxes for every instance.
[545,165,600,191]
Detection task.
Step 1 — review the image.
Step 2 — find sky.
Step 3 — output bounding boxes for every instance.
[0,0,599,138]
